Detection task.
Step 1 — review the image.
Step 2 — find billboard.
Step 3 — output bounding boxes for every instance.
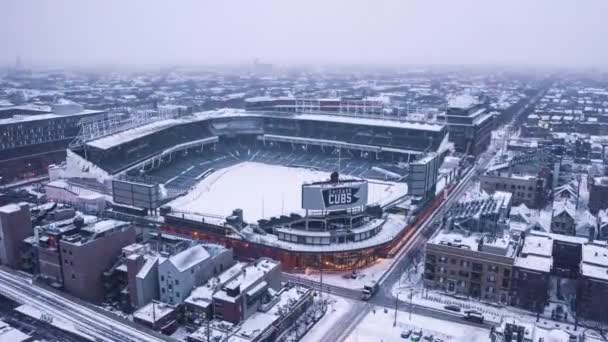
[112,179,161,209]
[302,180,368,210]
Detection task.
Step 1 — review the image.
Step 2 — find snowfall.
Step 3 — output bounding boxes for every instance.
[168,162,407,222]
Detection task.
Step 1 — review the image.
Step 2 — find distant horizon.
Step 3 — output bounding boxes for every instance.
[2,0,608,71]
[3,60,608,74]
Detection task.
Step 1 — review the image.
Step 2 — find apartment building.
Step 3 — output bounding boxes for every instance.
[424,230,517,304]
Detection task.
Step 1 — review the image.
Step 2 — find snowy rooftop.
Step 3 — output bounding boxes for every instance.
[0,203,22,214]
[213,259,279,303]
[0,109,104,126]
[429,229,516,257]
[136,255,159,280]
[294,113,445,132]
[520,234,553,257]
[448,94,480,109]
[245,213,407,253]
[514,254,553,273]
[167,245,210,273]
[185,263,246,307]
[86,118,181,150]
[84,108,445,151]
[190,285,310,342]
[133,301,176,324]
[581,242,608,280]
[82,219,129,234]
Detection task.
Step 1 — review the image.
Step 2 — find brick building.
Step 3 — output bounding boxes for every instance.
[424,230,516,304]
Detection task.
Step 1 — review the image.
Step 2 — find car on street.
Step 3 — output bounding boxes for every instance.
[400,329,412,338]
[444,304,461,312]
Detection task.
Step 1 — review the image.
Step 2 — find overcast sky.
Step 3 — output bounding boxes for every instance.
[1,0,607,69]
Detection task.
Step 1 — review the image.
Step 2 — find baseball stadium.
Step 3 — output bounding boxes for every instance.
[60,104,452,270]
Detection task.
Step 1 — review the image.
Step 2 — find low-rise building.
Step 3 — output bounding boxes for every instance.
[133,301,178,334]
[212,258,282,324]
[576,242,608,323]
[188,284,313,342]
[511,233,552,311]
[158,244,234,306]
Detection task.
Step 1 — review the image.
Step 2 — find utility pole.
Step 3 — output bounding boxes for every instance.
[409,289,413,321]
[394,293,399,327]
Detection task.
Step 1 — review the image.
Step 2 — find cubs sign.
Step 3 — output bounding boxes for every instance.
[302,180,368,210]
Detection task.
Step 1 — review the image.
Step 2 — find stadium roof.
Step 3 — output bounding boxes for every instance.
[84,108,445,150]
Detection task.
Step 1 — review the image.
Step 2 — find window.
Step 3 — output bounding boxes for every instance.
[176,292,180,298]
[450,259,457,265]
[71,274,76,280]
[175,279,179,286]
[161,287,165,294]
[161,275,165,282]
[503,269,511,278]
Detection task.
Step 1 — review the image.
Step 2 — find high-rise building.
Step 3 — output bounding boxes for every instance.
[0,203,33,269]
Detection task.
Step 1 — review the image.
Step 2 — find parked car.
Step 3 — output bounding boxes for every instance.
[411,329,423,341]
[400,330,412,338]
[444,304,461,312]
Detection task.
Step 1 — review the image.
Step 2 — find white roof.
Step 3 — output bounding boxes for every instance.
[0,203,21,214]
[86,118,181,150]
[168,245,210,272]
[581,243,608,280]
[136,255,159,279]
[83,219,128,234]
[514,254,552,273]
[448,94,479,109]
[295,113,444,132]
[520,234,553,257]
[0,109,103,126]
[133,302,175,323]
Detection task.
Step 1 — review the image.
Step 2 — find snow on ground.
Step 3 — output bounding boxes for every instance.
[169,162,407,222]
[296,258,393,290]
[171,326,190,341]
[301,296,354,342]
[346,310,491,342]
